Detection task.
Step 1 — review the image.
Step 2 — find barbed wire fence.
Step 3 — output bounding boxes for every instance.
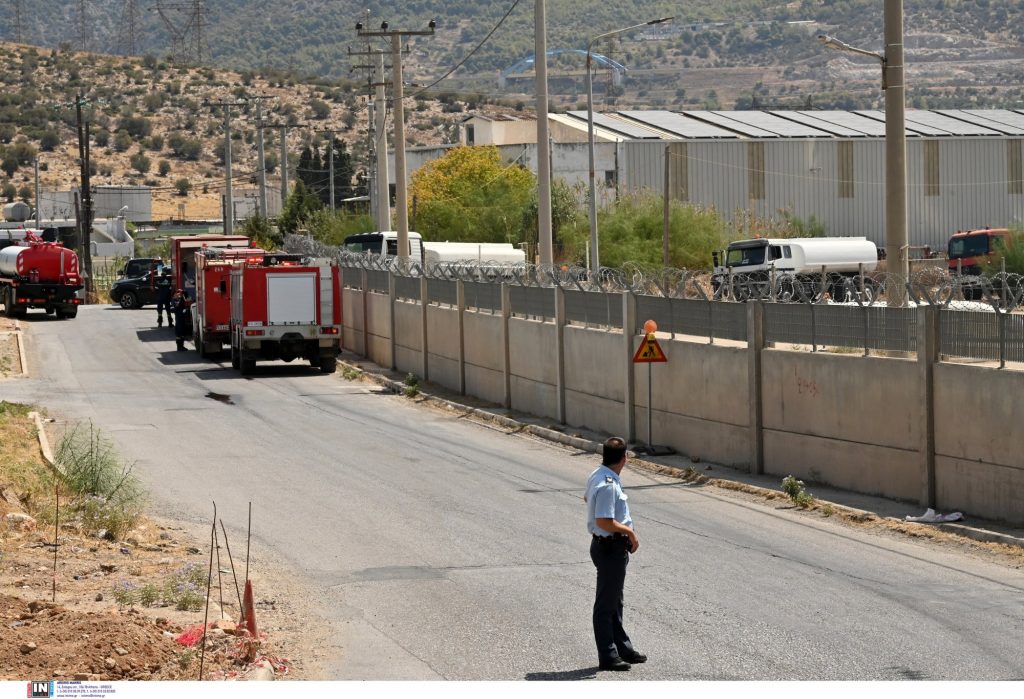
[284,235,1024,366]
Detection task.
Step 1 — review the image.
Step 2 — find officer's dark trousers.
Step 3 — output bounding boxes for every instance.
[156,299,172,326]
[590,535,635,662]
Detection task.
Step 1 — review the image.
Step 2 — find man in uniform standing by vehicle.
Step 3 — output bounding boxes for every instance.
[585,437,645,672]
[170,289,192,351]
[155,269,173,328]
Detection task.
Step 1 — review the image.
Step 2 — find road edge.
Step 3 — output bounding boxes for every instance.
[338,358,1024,553]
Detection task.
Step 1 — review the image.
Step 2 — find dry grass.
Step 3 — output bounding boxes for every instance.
[0,402,53,521]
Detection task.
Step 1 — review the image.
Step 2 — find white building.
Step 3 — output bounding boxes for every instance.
[391,109,1024,251]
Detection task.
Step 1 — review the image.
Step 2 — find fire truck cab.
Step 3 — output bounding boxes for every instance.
[229,253,342,375]
[192,247,266,357]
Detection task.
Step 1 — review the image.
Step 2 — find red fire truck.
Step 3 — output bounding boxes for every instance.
[170,235,250,301]
[229,253,342,375]
[191,247,266,357]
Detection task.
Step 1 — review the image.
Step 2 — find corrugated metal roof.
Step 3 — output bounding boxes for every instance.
[854,110,944,136]
[617,110,739,139]
[799,110,888,136]
[683,110,778,137]
[939,109,1024,136]
[769,111,868,137]
[565,111,664,139]
[710,110,832,137]
[904,109,1000,136]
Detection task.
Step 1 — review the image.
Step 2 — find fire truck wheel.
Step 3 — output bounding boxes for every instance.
[319,355,337,374]
[45,306,56,315]
[241,356,256,375]
[58,307,78,319]
[230,343,240,370]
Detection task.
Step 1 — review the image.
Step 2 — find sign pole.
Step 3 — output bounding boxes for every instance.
[647,361,653,450]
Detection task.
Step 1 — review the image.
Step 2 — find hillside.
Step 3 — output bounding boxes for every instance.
[0,43,469,220]
[4,1,1024,112]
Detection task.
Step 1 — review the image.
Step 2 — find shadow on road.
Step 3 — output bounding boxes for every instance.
[525,667,599,681]
[136,327,179,343]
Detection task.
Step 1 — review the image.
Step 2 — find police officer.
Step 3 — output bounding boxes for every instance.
[585,437,646,672]
[170,289,192,351]
[155,269,173,328]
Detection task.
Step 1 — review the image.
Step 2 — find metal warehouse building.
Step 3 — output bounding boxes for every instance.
[426,109,1024,251]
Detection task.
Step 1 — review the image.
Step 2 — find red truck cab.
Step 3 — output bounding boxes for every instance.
[170,235,250,301]
[947,228,1010,275]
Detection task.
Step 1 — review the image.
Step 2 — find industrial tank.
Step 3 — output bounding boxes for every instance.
[0,241,80,282]
[3,202,31,222]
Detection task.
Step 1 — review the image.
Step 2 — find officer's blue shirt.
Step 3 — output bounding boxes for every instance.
[585,465,632,537]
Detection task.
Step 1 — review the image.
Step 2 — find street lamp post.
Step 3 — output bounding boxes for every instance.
[587,17,673,274]
[817,0,908,305]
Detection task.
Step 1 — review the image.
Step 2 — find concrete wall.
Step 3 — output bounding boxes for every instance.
[634,338,750,468]
[393,300,422,376]
[761,350,920,501]
[564,326,623,436]
[426,304,461,391]
[353,283,1024,525]
[341,287,365,356]
[365,292,392,368]
[934,364,1024,523]
[463,310,505,405]
[508,317,558,419]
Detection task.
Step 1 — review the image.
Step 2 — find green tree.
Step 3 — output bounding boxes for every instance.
[278,180,323,235]
[40,129,60,151]
[559,192,729,270]
[409,145,536,244]
[2,182,15,201]
[174,178,191,196]
[158,160,171,176]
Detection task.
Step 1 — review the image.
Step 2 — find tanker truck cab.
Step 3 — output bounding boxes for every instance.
[343,231,423,262]
[947,228,1009,276]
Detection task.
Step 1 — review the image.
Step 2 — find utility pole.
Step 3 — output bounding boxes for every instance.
[205,100,247,235]
[279,126,289,207]
[375,52,390,232]
[78,0,92,52]
[253,97,269,220]
[535,0,553,266]
[72,95,94,293]
[356,19,436,261]
[118,0,140,55]
[34,158,41,228]
[884,0,909,305]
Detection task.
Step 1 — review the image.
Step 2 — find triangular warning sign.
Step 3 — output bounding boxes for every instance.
[633,335,668,363]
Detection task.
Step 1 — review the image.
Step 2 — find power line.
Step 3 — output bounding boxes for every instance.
[408,0,524,100]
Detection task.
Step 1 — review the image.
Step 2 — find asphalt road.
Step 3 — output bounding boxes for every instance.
[4,305,1023,680]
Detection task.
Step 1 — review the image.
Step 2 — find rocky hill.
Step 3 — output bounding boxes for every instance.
[0,43,470,220]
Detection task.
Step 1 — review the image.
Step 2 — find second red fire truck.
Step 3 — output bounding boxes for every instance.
[227,252,342,375]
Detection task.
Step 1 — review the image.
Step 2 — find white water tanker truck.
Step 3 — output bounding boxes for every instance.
[712,237,879,301]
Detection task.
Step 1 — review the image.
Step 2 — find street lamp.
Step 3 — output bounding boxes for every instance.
[587,17,673,274]
[817,1,908,305]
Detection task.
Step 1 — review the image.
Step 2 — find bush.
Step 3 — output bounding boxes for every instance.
[118,116,152,139]
[983,228,1024,276]
[93,129,110,147]
[158,160,171,176]
[129,152,151,174]
[39,129,60,151]
[174,178,191,195]
[309,99,330,120]
[560,192,729,270]
[54,421,145,540]
[113,131,132,152]
[781,475,814,509]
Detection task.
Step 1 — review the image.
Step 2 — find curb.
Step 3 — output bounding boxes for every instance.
[28,411,65,480]
[15,329,27,377]
[338,359,1024,553]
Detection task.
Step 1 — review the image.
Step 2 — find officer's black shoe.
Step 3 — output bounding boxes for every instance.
[598,657,631,672]
[620,651,647,664]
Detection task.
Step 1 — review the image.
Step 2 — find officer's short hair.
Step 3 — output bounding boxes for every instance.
[602,437,627,466]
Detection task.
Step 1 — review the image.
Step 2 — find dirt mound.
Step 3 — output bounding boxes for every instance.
[1,595,189,680]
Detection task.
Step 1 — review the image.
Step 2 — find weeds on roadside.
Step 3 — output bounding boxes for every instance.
[112,580,137,609]
[342,366,362,381]
[175,649,195,669]
[138,583,160,607]
[821,504,835,518]
[54,421,145,539]
[781,475,815,509]
[403,373,420,398]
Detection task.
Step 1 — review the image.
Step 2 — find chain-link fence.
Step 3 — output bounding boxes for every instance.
[286,235,1024,364]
